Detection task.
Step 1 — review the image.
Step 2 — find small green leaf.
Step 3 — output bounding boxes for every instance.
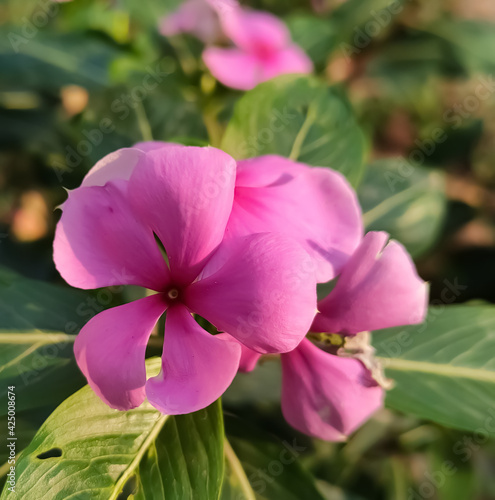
[221,75,367,187]
[374,306,495,433]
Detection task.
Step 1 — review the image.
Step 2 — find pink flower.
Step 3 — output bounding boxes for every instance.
[240,231,428,441]
[159,0,236,43]
[203,8,313,90]
[312,231,429,334]
[130,146,363,283]
[54,145,317,415]
[226,155,363,283]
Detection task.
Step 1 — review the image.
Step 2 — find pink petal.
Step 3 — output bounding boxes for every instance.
[159,0,220,43]
[259,45,313,80]
[81,148,144,188]
[54,180,170,290]
[128,145,236,285]
[221,9,290,53]
[134,141,178,153]
[146,304,241,414]
[239,344,262,372]
[74,295,167,411]
[184,233,317,354]
[281,339,384,441]
[312,232,429,334]
[205,0,239,16]
[203,47,261,90]
[229,156,363,282]
[235,154,306,187]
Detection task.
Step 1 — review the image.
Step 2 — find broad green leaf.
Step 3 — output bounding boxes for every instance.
[2,359,224,500]
[374,306,495,434]
[0,331,84,416]
[0,29,123,90]
[358,159,446,257]
[223,414,325,500]
[0,267,91,416]
[0,266,89,331]
[221,75,367,186]
[0,406,53,482]
[220,441,257,500]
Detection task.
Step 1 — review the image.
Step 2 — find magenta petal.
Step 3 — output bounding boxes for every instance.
[260,45,313,80]
[54,180,170,290]
[312,232,429,334]
[281,339,384,441]
[203,47,261,90]
[229,156,363,282]
[134,141,178,153]
[222,9,290,53]
[239,344,262,372]
[146,305,241,414]
[128,146,236,284]
[159,0,220,43]
[185,233,317,354]
[81,148,144,188]
[74,295,167,411]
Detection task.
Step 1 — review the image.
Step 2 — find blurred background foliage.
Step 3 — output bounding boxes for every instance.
[1,0,495,498]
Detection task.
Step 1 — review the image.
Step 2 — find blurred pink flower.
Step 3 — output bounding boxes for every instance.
[54,145,317,415]
[159,0,236,43]
[203,8,313,90]
[240,231,428,441]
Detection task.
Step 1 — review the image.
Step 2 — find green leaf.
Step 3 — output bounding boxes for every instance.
[0,267,91,416]
[0,331,84,417]
[358,159,446,258]
[286,15,337,67]
[330,0,407,45]
[364,31,466,102]
[222,414,325,500]
[374,306,495,434]
[221,75,367,187]
[220,441,257,500]
[2,359,225,499]
[426,20,495,74]
[0,266,89,331]
[0,29,123,90]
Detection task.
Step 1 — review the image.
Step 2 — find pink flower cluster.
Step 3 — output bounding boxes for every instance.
[54,143,427,441]
[160,0,313,90]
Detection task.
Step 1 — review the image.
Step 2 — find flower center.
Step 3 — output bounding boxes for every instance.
[167,288,180,300]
